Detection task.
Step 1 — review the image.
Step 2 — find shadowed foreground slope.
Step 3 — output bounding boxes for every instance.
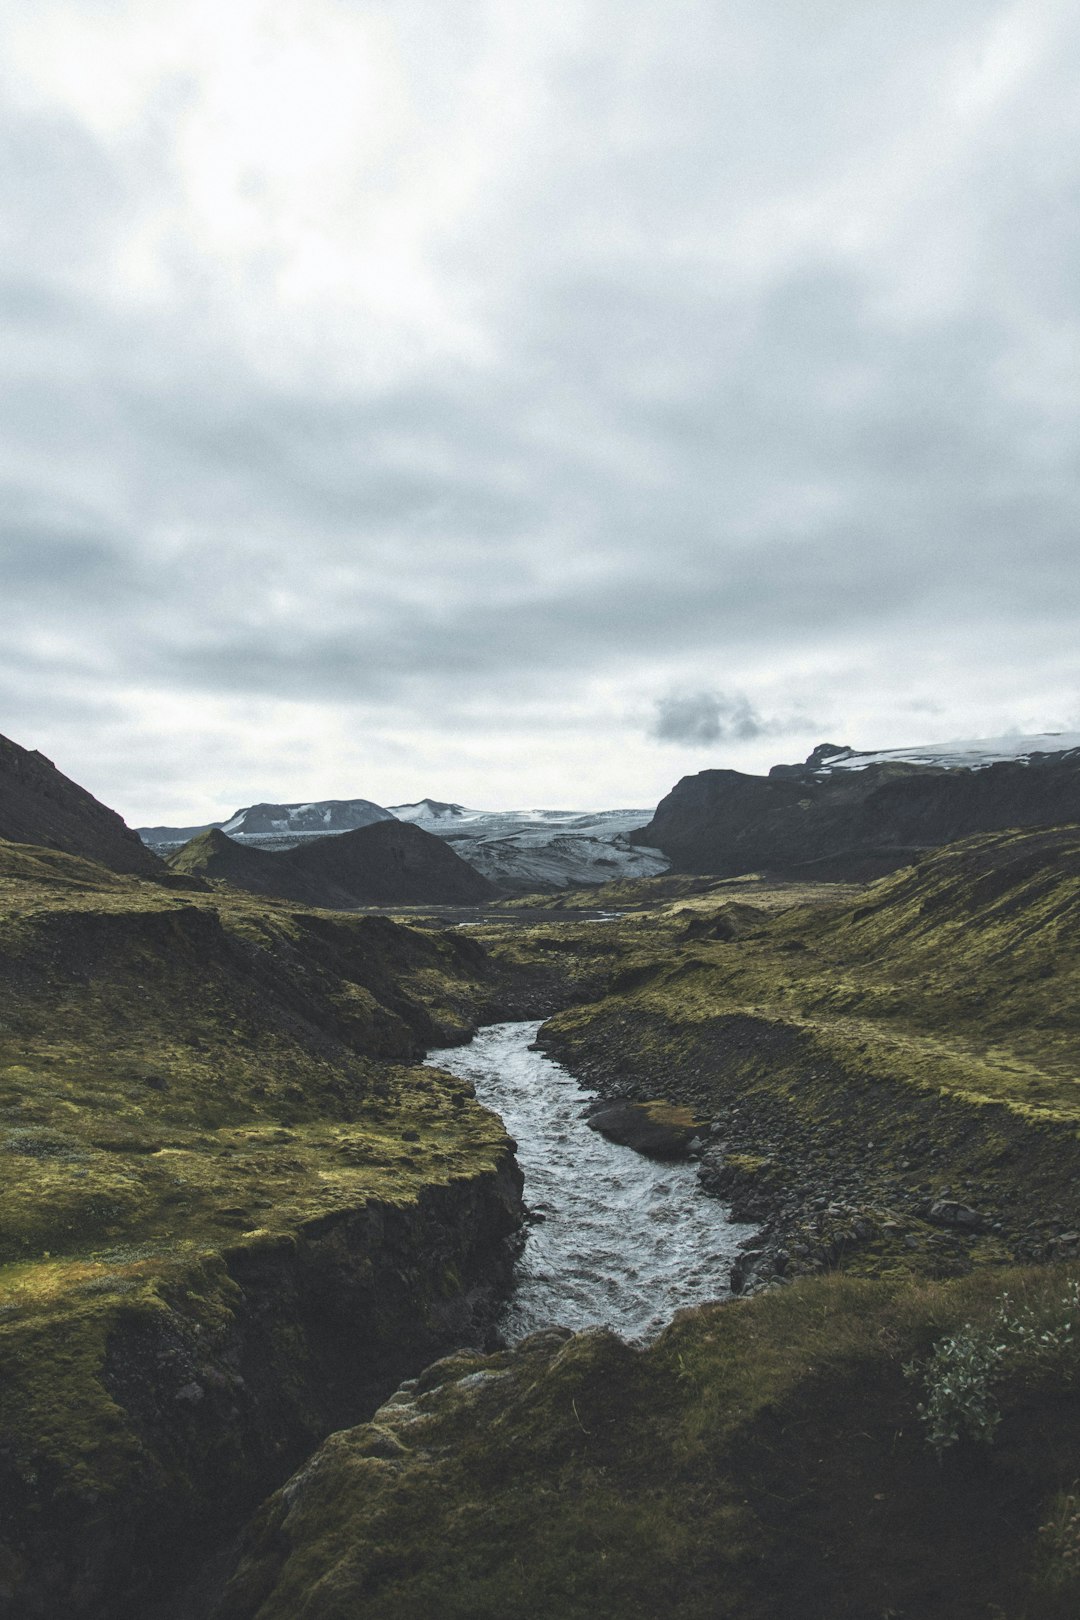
[0,840,521,1619]
[217,1266,1080,1620]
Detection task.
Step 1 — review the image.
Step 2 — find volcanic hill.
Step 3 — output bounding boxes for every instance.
[0,732,163,877]
[169,818,499,907]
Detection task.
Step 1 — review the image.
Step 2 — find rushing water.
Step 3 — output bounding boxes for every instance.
[425,1019,757,1343]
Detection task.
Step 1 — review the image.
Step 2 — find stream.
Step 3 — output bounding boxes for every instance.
[426,1019,757,1343]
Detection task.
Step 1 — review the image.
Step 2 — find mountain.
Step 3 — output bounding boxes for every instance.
[220,797,393,841]
[0,731,163,876]
[769,730,1080,777]
[167,828,336,905]
[146,798,670,892]
[389,799,469,823]
[139,797,394,853]
[388,804,669,893]
[169,818,499,907]
[637,735,1080,879]
[289,818,499,905]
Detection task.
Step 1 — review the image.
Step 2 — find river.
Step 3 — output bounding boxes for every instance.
[426,1019,757,1343]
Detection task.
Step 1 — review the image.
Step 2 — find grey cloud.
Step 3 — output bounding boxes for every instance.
[651,692,770,747]
[1,1,1080,812]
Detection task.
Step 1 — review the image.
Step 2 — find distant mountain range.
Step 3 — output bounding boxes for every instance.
[139,798,669,893]
[116,727,1080,894]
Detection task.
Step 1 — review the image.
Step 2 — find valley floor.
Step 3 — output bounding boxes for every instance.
[3,826,1080,1618]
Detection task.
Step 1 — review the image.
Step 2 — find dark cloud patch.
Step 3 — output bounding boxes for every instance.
[651,692,770,747]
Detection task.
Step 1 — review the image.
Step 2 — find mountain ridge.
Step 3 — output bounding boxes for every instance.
[637,737,1080,878]
[169,819,499,907]
[0,732,164,877]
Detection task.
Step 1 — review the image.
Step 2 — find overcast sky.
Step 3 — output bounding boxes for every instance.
[2,0,1079,823]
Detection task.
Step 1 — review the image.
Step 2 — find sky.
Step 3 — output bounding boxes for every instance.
[2,0,1079,824]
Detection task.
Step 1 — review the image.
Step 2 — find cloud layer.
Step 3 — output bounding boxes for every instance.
[2,0,1079,820]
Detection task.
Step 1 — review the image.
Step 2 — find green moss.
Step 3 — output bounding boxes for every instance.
[0,839,526,1613]
[218,1263,1080,1620]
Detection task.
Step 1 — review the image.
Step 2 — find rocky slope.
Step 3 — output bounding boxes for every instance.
[168,818,500,908]
[0,838,524,1618]
[214,1266,1080,1620]
[638,738,1080,878]
[0,733,163,877]
[535,826,1080,1293]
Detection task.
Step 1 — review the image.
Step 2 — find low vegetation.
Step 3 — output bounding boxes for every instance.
[216,1262,1080,1620]
[0,840,523,1616]
[6,819,1080,1617]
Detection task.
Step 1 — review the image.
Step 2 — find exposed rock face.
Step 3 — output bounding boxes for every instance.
[3,1163,524,1620]
[636,747,1080,878]
[169,819,501,907]
[0,732,163,876]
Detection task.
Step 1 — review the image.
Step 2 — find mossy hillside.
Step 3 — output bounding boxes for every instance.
[538,828,1080,1121]
[0,841,524,1616]
[493,869,864,913]
[534,829,1080,1279]
[0,1147,524,1619]
[216,1262,1080,1620]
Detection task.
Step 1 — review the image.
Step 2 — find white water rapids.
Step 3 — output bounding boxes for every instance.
[426,1019,757,1343]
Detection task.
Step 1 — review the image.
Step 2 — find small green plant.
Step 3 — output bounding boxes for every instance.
[1035,1488,1080,1592]
[905,1281,1079,1455]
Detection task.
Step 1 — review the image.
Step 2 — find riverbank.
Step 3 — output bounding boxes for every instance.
[213,1261,1080,1620]
[527,828,1080,1293]
[427,1021,755,1342]
[0,843,525,1618]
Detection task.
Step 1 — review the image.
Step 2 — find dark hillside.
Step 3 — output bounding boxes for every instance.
[216,1265,1080,1620]
[0,732,163,876]
[169,819,499,907]
[288,816,499,905]
[638,748,1080,877]
[0,839,521,1618]
[168,827,341,906]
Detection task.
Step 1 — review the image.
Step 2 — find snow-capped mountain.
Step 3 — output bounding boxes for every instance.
[388,799,469,823]
[139,796,667,890]
[388,803,668,891]
[219,798,393,840]
[139,797,394,853]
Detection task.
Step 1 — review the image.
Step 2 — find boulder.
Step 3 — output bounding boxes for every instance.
[583,1098,705,1159]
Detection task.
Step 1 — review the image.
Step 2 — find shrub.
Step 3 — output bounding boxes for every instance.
[1035,1488,1080,1593]
[905,1280,1079,1456]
